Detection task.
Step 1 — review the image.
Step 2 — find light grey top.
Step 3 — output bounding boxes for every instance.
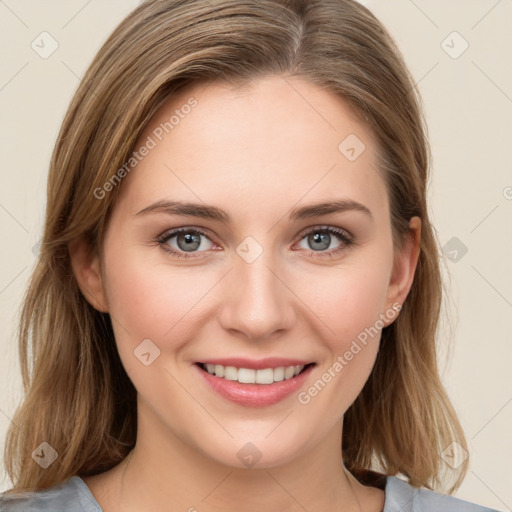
[0,474,501,511]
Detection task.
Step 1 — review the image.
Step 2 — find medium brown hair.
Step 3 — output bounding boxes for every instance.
[3,0,467,494]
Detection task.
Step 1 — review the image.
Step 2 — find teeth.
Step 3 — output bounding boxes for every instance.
[202,363,306,384]
[224,366,238,381]
[238,368,256,383]
[257,368,275,384]
[273,367,284,381]
[284,366,295,379]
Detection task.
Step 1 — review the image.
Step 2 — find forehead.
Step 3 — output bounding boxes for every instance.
[115,76,388,222]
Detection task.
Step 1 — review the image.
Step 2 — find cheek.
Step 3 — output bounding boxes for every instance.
[102,243,221,362]
[295,252,392,348]
[292,250,393,412]
[101,248,216,425]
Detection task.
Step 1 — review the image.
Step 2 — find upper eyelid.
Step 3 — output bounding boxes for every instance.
[159,226,214,242]
[297,224,352,239]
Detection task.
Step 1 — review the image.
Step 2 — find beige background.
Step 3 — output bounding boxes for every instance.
[0,0,511,509]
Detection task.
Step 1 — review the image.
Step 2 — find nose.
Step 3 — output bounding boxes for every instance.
[217,250,296,341]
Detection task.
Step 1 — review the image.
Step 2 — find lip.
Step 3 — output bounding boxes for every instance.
[193,361,316,408]
[196,357,314,370]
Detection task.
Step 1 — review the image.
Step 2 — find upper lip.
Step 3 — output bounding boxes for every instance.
[196,357,315,370]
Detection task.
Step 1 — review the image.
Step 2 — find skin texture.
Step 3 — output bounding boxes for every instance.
[71,75,421,512]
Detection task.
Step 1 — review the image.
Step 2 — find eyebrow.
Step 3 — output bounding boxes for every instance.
[135,199,373,222]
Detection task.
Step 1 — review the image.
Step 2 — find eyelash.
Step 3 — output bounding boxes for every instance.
[156,225,354,260]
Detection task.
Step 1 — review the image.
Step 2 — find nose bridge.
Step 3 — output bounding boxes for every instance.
[218,240,295,340]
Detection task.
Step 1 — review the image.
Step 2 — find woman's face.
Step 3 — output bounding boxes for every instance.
[77,76,419,469]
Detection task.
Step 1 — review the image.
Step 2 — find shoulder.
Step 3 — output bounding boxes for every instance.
[0,476,102,512]
[384,475,501,512]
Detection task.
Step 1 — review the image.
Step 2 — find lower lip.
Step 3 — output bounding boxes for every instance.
[193,363,315,408]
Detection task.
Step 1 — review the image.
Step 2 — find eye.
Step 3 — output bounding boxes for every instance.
[157,227,216,259]
[295,226,353,258]
[157,225,354,260]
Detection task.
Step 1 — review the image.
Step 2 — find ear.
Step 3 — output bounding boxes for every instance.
[68,237,109,313]
[383,216,421,325]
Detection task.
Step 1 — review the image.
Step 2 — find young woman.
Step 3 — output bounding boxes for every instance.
[0,1,501,510]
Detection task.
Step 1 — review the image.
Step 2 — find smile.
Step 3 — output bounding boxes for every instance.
[193,360,317,407]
